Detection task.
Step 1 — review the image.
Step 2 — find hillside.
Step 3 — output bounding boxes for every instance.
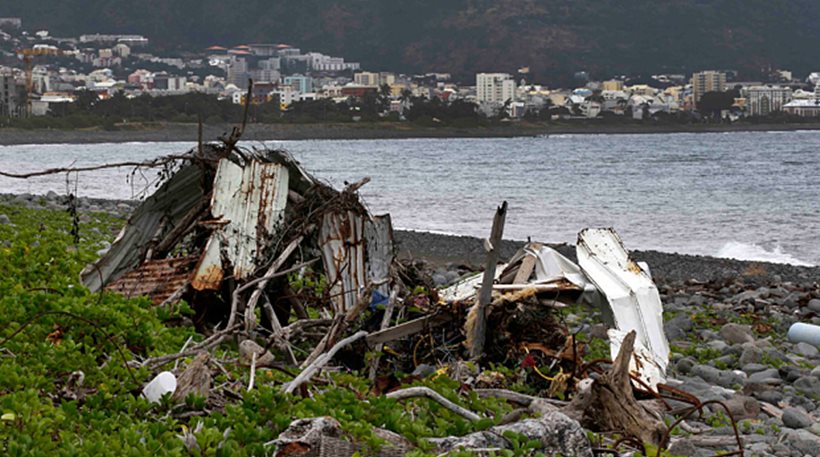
[7,0,820,83]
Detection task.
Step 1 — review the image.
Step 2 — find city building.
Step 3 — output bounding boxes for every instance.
[79,34,148,46]
[783,84,820,117]
[691,71,726,107]
[476,73,516,104]
[0,18,22,30]
[0,71,24,117]
[354,72,380,87]
[742,85,792,116]
[283,74,313,94]
[602,80,624,91]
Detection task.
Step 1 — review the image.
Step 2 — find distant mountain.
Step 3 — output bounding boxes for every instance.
[8,0,820,84]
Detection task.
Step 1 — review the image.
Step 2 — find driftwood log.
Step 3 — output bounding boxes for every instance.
[563,330,668,448]
[172,352,212,402]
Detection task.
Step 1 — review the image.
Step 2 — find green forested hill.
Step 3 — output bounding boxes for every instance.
[6,0,820,83]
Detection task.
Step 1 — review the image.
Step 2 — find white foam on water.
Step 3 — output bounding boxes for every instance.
[716,241,814,267]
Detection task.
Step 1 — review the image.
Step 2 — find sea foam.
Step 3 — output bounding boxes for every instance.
[716,241,814,267]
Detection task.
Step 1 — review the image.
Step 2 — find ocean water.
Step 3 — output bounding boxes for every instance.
[0,131,818,266]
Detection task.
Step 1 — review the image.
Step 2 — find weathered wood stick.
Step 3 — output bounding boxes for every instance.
[385,387,481,422]
[367,288,399,381]
[468,201,507,360]
[241,235,305,333]
[282,330,368,394]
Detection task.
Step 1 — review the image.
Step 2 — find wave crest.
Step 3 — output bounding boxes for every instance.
[716,241,814,267]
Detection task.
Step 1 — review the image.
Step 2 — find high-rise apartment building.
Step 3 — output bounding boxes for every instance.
[476,73,516,104]
[691,71,726,107]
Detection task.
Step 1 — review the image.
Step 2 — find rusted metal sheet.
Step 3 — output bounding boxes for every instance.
[576,228,670,388]
[192,159,289,291]
[105,255,198,304]
[81,164,205,292]
[319,210,366,314]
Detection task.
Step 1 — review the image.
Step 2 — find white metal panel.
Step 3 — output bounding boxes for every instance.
[577,228,669,388]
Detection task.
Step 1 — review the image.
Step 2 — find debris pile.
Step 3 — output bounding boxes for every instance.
[70,137,759,457]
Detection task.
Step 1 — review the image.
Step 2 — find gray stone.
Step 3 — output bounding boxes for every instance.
[588,323,608,340]
[781,428,820,455]
[677,376,734,401]
[794,342,819,358]
[724,394,761,420]
[238,340,275,368]
[740,345,764,366]
[785,394,816,412]
[780,366,809,384]
[692,364,720,384]
[754,390,783,405]
[428,412,593,457]
[707,340,729,352]
[717,370,746,388]
[808,298,820,313]
[667,438,710,457]
[714,354,737,368]
[810,365,820,379]
[743,363,768,375]
[732,288,767,302]
[46,190,58,200]
[272,417,343,454]
[747,368,782,385]
[676,357,696,374]
[431,273,447,286]
[664,314,693,341]
[720,323,755,345]
[793,376,820,399]
[0,214,9,225]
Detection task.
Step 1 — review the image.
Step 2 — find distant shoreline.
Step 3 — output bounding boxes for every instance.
[2,121,820,145]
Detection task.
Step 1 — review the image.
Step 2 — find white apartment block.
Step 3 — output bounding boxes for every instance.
[743,85,792,116]
[476,73,516,104]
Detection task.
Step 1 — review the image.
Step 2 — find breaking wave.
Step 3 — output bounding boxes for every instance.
[716,241,814,267]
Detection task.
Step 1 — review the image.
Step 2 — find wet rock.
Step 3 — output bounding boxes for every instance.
[807,298,820,313]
